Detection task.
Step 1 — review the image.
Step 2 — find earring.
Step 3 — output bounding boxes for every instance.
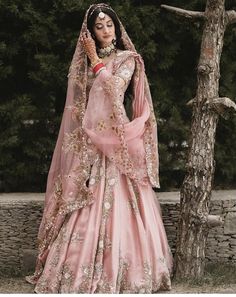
[112,38,117,46]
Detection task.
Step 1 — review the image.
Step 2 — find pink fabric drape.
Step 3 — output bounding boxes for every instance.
[25,4,172,292]
[83,51,151,185]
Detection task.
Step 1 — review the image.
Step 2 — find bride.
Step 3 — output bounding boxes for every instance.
[25,3,173,293]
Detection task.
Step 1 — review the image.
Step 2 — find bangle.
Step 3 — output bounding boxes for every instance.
[93,62,105,75]
[95,66,105,76]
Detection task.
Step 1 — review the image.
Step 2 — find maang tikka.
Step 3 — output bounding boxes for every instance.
[98,10,105,20]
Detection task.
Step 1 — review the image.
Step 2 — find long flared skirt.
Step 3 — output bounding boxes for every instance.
[26,156,173,293]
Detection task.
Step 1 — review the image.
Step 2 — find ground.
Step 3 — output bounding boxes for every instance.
[0,277,236,293]
[0,264,236,293]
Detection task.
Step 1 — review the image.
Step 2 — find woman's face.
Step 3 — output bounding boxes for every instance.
[93,13,115,48]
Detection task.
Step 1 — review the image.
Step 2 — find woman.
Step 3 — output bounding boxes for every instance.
[25,3,173,293]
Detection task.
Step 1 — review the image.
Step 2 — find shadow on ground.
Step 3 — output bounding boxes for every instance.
[0,277,236,293]
[0,263,236,293]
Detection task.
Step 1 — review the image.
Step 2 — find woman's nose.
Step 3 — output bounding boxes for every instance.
[103,26,109,33]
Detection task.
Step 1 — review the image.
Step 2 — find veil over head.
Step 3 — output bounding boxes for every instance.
[27,3,160,283]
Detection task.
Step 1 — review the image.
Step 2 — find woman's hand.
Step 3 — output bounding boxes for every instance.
[81,30,100,66]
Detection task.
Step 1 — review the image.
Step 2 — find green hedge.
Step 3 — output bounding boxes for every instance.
[0,0,235,192]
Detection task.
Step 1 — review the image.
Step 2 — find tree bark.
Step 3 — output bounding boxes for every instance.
[161,0,236,278]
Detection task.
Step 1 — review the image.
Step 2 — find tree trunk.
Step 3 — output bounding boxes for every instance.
[176,0,225,278]
[161,0,236,278]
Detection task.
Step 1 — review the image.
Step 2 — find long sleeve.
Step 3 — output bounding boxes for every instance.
[83,51,151,185]
[96,56,135,124]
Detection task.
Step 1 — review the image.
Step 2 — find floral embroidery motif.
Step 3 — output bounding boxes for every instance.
[33,257,171,293]
[62,128,82,154]
[143,124,160,187]
[103,57,135,125]
[96,119,107,131]
[116,257,131,291]
[93,159,117,281]
[71,231,84,243]
[27,51,169,293]
[60,264,75,293]
[77,263,94,292]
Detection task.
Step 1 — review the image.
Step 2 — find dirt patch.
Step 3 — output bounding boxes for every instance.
[165,282,236,293]
[0,277,235,293]
[0,277,34,293]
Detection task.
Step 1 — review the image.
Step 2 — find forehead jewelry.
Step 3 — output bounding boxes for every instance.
[98,11,105,20]
[88,5,115,20]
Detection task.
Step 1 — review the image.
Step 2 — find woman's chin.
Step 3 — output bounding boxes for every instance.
[100,40,113,47]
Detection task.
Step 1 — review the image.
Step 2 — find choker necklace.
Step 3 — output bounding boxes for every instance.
[98,42,117,58]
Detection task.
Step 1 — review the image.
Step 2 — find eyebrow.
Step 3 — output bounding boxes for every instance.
[95,19,113,26]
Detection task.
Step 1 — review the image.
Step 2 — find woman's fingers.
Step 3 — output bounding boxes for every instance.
[80,30,96,59]
[82,31,88,39]
[82,30,92,42]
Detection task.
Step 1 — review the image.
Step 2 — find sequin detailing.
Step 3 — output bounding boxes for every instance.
[96,119,107,131]
[62,128,83,154]
[103,57,135,125]
[26,50,169,292]
[144,123,160,187]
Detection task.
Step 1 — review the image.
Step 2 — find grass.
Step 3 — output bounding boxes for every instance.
[0,262,236,293]
[172,262,236,287]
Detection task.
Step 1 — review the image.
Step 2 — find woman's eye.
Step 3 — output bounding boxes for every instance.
[107,24,113,27]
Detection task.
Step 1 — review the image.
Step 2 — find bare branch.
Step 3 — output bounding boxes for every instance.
[207,215,223,228]
[212,97,236,110]
[206,97,236,119]
[186,98,196,106]
[188,211,223,228]
[161,5,205,20]
[226,10,236,25]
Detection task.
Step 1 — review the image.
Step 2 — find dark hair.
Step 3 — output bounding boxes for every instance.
[87,5,125,50]
[87,5,132,119]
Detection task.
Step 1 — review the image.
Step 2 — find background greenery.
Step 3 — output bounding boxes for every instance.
[0,0,236,192]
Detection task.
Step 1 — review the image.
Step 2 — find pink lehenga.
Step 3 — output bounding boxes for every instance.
[25,4,173,294]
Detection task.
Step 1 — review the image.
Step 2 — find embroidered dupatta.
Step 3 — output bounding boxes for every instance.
[27,3,160,284]
[83,51,154,185]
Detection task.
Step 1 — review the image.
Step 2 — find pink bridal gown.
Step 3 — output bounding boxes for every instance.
[26,50,173,293]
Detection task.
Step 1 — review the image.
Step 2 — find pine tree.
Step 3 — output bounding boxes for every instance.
[0,0,235,191]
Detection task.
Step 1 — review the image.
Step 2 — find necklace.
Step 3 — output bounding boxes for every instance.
[98,42,117,58]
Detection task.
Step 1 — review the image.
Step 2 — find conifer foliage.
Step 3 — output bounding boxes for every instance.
[0,0,235,191]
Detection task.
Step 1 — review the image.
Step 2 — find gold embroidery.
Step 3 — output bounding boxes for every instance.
[93,159,117,287]
[104,235,112,249]
[116,257,131,292]
[34,256,171,293]
[34,276,52,293]
[71,231,84,243]
[124,177,143,217]
[65,102,81,122]
[60,263,75,293]
[49,244,60,268]
[143,124,160,187]
[77,263,94,292]
[62,128,82,154]
[96,119,107,131]
[30,52,166,294]
[127,199,139,214]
